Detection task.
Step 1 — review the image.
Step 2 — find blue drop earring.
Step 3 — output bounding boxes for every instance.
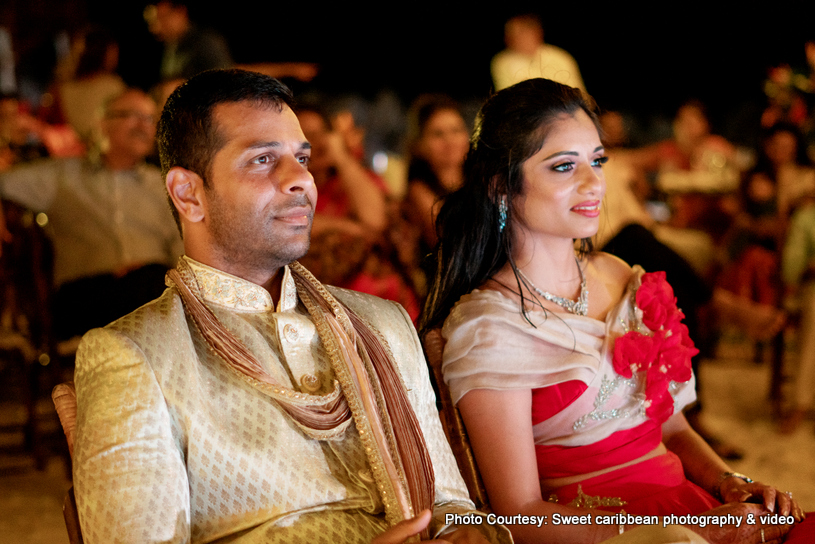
[498,196,507,232]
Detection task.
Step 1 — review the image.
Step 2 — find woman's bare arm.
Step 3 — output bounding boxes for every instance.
[457,388,620,544]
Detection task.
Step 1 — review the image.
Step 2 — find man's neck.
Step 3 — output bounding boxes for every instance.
[184,247,285,306]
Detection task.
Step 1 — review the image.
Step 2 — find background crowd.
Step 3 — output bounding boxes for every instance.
[1,0,815,528]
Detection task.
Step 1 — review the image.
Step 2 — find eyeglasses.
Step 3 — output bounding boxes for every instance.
[105,110,156,123]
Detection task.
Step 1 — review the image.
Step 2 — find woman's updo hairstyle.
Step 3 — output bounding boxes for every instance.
[421,78,600,333]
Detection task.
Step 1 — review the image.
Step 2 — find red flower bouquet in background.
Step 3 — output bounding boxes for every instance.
[612,272,698,424]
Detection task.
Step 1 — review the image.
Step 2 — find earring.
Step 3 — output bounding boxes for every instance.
[498,196,507,232]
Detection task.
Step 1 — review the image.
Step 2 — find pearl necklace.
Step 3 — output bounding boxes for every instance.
[517,260,589,316]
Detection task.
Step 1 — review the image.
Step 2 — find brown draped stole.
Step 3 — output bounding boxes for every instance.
[167,259,434,536]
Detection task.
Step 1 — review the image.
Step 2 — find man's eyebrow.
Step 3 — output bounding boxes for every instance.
[246,141,312,151]
[246,141,281,150]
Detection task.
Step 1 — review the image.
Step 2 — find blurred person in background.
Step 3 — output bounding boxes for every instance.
[55,26,125,145]
[296,104,420,320]
[0,88,181,340]
[491,13,585,92]
[781,193,815,434]
[0,93,50,170]
[717,123,813,316]
[398,95,470,297]
[145,0,233,82]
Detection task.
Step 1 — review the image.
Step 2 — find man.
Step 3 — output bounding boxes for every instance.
[72,69,507,544]
[490,14,586,92]
[145,0,233,82]
[72,70,710,544]
[0,88,181,339]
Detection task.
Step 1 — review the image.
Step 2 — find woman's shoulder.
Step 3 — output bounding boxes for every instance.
[587,252,643,316]
[589,252,638,285]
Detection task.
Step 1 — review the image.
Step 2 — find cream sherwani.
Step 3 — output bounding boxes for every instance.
[73,258,510,543]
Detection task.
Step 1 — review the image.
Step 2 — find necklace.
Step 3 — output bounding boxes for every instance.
[517,259,589,316]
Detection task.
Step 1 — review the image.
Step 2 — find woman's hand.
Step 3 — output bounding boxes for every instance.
[690,503,793,544]
[719,476,805,521]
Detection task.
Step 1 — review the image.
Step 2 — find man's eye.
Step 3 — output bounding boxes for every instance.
[298,156,310,166]
[253,155,270,165]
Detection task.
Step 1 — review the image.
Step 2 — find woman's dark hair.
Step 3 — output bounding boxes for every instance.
[420,78,600,334]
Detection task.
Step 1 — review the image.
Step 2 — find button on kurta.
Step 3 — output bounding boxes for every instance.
[283,324,299,342]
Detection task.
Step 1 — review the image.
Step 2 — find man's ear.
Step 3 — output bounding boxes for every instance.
[166,166,206,223]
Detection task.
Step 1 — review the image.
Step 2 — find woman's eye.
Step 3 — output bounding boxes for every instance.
[592,156,609,167]
[553,162,574,172]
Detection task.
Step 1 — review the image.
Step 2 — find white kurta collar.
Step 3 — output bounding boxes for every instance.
[182,256,297,313]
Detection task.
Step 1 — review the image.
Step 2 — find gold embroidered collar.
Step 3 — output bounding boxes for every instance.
[182,256,297,313]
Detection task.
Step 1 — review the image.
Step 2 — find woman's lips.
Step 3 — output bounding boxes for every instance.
[571,201,601,217]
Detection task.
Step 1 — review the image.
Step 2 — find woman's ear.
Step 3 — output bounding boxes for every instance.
[166,167,206,224]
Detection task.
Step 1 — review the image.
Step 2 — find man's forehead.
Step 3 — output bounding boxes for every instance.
[213,101,303,143]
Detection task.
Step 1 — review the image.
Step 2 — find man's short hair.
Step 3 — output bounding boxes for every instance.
[156,69,295,230]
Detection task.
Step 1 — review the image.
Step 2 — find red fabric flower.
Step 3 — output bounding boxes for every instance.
[637,271,678,330]
[645,363,675,423]
[658,327,697,382]
[612,331,659,378]
[610,272,697,425]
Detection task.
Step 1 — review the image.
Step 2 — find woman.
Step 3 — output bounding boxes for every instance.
[397,95,471,298]
[404,95,471,250]
[422,79,809,544]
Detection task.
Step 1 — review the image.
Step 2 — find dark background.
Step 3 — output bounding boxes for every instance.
[6,1,815,139]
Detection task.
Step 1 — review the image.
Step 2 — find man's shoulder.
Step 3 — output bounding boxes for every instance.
[328,286,419,347]
[329,285,407,322]
[540,44,578,63]
[82,288,184,348]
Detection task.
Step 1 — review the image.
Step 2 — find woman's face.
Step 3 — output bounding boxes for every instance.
[297,110,332,174]
[417,109,470,172]
[514,110,606,246]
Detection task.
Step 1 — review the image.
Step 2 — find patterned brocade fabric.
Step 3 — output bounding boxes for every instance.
[74,258,510,543]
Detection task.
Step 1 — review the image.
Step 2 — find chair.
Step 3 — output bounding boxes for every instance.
[0,201,69,470]
[421,329,489,510]
[52,382,83,544]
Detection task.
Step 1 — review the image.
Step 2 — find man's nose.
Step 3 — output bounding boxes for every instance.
[278,155,314,194]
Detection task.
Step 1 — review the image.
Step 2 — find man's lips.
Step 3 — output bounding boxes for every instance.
[571,201,601,216]
[275,207,313,225]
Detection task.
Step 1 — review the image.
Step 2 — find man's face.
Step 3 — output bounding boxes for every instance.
[202,101,316,275]
[102,91,157,160]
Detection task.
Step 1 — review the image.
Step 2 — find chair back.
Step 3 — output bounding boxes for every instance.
[422,329,489,510]
[52,382,83,544]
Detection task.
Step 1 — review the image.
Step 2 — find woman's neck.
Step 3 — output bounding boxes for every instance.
[511,237,583,300]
